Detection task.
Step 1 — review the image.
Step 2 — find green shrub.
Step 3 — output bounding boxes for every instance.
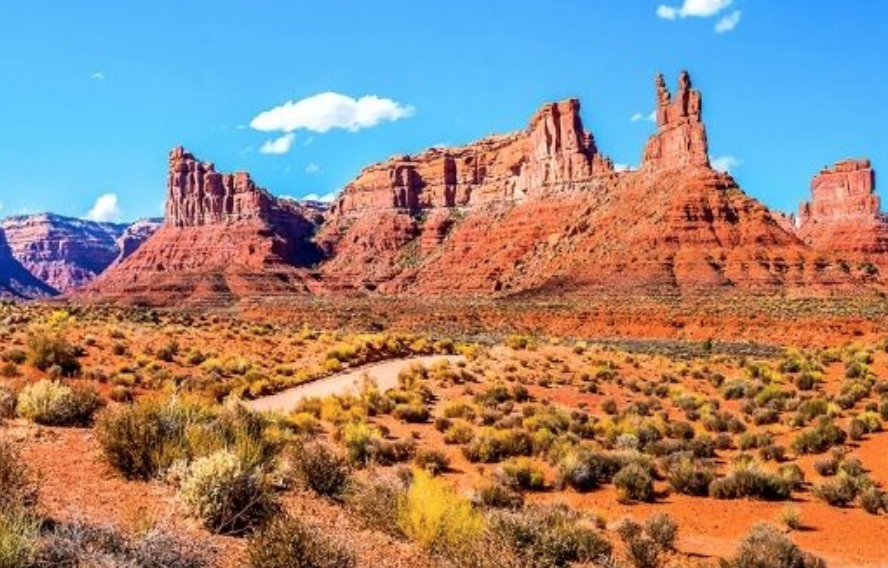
[473,478,525,510]
[614,463,655,503]
[292,441,351,498]
[813,474,858,507]
[26,333,81,375]
[710,464,792,501]
[247,514,355,568]
[664,455,715,496]
[0,387,16,421]
[476,505,613,568]
[16,380,103,427]
[792,420,846,455]
[414,448,450,476]
[644,513,678,551]
[178,449,277,534]
[725,523,825,568]
[499,457,546,491]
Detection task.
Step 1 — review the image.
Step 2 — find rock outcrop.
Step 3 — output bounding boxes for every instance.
[0,228,57,299]
[0,214,128,293]
[112,219,162,264]
[87,148,322,304]
[80,71,880,305]
[642,71,709,171]
[796,159,888,256]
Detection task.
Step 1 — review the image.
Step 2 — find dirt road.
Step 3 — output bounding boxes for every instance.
[246,355,464,414]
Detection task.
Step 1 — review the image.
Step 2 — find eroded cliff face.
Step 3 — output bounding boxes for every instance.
[87,148,321,304]
[80,71,884,305]
[0,214,128,293]
[0,227,58,299]
[318,72,848,295]
[796,159,888,256]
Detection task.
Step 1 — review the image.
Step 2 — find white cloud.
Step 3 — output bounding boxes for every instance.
[259,133,296,155]
[614,164,635,173]
[630,110,657,123]
[86,193,121,222]
[305,163,321,175]
[91,71,104,80]
[301,192,338,203]
[657,0,732,19]
[715,10,742,33]
[250,92,415,134]
[711,155,742,173]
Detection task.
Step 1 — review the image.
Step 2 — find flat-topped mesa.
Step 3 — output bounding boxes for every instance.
[642,71,710,171]
[799,159,878,222]
[796,159,888,255]
[329,98,613,218]
[166,146,278,227]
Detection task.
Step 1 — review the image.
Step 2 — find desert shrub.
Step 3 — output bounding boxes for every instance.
[339,421,382,466]
[414,448,450,476]
[725,523,825,568]
[16,380,104,427]
[473,478,525,510]
[710,464,792,501]
[442,420,474,444]
[0,508,40,568]
[617,516,675,568]
[779,505,803,531]
[644,513,678,551]
[156,340,180,362]
[0,439,39,512]
[498,457,545,491]
[813,474,859,507]
[664,455,716,496]
[96,397,250,480]
[292,441,351,498]
[792,420,846,455]
[0,362,18,379]
[474,505,613,568]
[462,427,532,463]
[0,387,16,420]
[178,449,277,534]
[858,486,886,514]
[397,470,483,555]
[1,348,26,365]
[556,449,622,492]
[247,514,355,568]
[614,463,654,503]
[345,475,406,537]
[26,333,81,375]
[393,402,430,423]
[36,521,214,568]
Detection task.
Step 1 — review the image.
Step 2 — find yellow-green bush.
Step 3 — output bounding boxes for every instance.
[398,470,482,554]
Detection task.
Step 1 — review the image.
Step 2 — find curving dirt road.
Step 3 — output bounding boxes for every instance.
[246,355,465,414]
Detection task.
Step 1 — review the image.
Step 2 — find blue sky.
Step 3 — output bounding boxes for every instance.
[0,0,886,222]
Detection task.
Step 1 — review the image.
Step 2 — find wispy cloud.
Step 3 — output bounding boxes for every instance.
[0,201,4,213]
[657,0,740,32]
[250,92,415,134]
[715,10,742,33]
[259,133,296,155]
[630,110,657,123]
[305,163,321,175]
[711,155,742,173]
[91,71,104,80]
[86,193,121,222]
[302,192,338,203]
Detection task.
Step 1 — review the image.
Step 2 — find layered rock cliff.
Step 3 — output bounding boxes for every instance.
[87,148,322,304]
[0,228,58,299]
[79,71,882,305]
[1,214,128,292]
[796,159,888,256]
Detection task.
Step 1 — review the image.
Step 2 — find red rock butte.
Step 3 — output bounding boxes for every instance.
[85,71,888,306]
